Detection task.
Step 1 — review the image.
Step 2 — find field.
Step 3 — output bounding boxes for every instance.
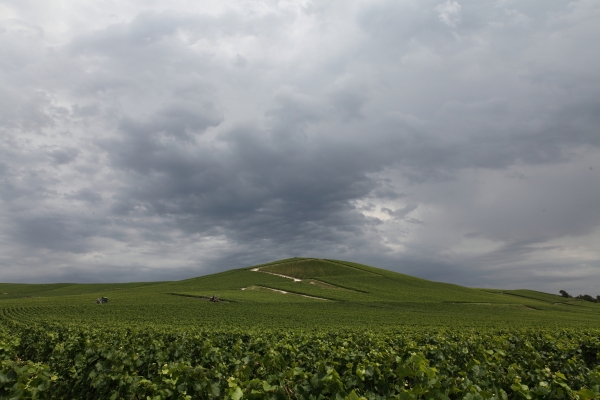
[1,258,600,399]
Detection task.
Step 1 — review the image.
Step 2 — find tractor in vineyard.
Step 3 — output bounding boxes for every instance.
[209,295,219,302]
[95,296,109,304]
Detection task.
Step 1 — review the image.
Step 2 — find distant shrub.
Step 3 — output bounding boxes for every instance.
[576,294,598,303]
[559,290,572,298]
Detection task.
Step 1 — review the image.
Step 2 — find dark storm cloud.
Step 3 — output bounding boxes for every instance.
[0,0,599,293]
[104,119,380,243]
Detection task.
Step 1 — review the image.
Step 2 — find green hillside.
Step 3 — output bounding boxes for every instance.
[2,258,600,399]
[1,257,598,329]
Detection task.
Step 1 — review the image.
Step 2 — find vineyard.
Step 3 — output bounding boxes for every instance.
[1,258,600,399]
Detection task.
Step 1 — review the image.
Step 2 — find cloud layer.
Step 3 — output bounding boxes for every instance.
[1,0,599,295]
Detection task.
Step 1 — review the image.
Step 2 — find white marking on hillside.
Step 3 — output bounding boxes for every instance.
[250,267,301,282]
[265,287,288,294]
[241,285,329,300]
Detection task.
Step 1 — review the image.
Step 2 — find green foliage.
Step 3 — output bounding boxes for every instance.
[560,290,572,299]
[576,294,598,303]
[0,330,57,399]
[1,321,600,399]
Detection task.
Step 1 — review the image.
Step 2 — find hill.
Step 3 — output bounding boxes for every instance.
[1,257,599,329]
[2,258,600,399]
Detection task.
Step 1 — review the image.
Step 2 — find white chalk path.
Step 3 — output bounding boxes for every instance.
[239,286,328,300]
[243,268,328,300]
[250,267,301,282]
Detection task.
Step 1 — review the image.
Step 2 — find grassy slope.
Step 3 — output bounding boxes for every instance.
[1,258,599,329]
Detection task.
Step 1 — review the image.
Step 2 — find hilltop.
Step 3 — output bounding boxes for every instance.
[1,257,598,329]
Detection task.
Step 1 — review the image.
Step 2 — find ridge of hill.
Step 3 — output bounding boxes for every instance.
[164,258,556,305]
[1,258,599,329]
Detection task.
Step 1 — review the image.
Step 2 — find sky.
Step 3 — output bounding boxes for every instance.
[0,0,599,295]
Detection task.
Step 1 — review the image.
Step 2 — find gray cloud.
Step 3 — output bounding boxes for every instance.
[66,188,102,204]
[0,0,599,296]
[11,215,94,253]
[49,148,79,165]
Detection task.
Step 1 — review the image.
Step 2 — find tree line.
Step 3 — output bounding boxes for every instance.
[559,290,600,303]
